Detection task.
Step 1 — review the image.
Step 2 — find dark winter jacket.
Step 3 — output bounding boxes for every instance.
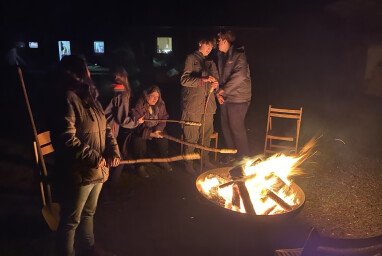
[217,45,251,103]
[180,51,219,114]
[52,89,120,185]
[131,96,169,140]
[104,83,139,137]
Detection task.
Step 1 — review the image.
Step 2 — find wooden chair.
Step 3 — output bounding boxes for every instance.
[33,131,60,231]
[264,105,303,155]
[275,227,382,256]
[180,132,219,161]
[209,132,219,161]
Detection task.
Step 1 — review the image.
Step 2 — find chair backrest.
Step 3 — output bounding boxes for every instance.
[264,105,303,155]
[33,131,54,164]
[301,228,382,256]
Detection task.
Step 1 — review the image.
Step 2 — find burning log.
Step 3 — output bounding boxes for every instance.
[265,189,293,212]
[218,158,263,188]
[218,173,256,189]
[161,133,237,154]
[119,153,200,164]
[264,172,292,193]
[229,165,257,215]
[236,181,256,215]
[263,205,277,215]
[231,184,241,210]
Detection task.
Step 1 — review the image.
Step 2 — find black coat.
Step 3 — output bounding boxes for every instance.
[52,90,120,185]
[217,46,252,103]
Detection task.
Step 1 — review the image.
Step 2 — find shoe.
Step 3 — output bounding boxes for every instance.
[184,164,196,175]
[159,162,173,172]
[137,166,149,178]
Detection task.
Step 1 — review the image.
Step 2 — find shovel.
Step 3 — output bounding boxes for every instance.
[17,67,60,231]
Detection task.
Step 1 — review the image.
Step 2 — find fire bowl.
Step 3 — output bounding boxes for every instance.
[196,167,306,218]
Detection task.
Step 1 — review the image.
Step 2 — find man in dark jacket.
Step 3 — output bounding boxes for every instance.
[216,30,252,162]
[180,37,219,174]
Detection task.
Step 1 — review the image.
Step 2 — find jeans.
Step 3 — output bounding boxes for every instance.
[57,182,103,256]
[220,102,251,158]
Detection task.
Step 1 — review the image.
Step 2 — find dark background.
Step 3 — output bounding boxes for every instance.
[0,0,381,255]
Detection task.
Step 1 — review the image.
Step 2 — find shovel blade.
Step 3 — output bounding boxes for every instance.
[42,203,60,231]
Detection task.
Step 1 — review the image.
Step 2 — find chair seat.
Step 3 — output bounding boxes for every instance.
[266,134,294,142]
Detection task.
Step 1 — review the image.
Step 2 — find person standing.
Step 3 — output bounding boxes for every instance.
[180,37,219,174]
[104,66,144,187]
[216,30,252,162]
[51,55,120,256]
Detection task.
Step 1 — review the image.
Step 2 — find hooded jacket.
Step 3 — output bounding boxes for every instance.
[104,83,139,137]
[52,89,120,185]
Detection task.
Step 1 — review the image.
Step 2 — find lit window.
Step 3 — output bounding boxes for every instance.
[157,37,172,54]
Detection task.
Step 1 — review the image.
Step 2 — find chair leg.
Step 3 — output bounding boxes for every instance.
[180,134,184,154]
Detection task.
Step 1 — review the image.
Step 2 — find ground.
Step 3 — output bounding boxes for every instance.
[0,72,381,256]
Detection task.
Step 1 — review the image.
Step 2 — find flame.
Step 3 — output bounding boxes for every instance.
[197,138,317,215]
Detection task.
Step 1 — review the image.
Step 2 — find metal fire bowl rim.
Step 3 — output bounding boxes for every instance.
[195,166,306,216]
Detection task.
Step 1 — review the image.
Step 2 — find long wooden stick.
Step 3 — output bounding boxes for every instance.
[161,133,237,154]
[17,67,60,231]
[144,119,202,126]
[120,153,200,164]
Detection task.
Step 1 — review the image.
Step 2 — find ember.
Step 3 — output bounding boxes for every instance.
[196,139,316,216]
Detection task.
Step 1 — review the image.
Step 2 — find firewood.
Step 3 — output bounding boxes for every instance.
[227,166,256,214]
[263,205,277,215]
[265,189,293,211]
[231,184,241,209]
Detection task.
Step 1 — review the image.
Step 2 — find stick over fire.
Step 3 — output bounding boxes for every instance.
[119,153,200,165]
[161,133,237,154]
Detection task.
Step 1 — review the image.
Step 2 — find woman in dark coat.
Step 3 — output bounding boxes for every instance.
[131,85,172,178]
[51,55,120,256]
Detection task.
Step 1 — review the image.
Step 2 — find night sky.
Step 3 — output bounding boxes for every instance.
[1,0,342,31]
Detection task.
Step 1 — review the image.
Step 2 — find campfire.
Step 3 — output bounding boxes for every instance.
[196,139,316,216]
